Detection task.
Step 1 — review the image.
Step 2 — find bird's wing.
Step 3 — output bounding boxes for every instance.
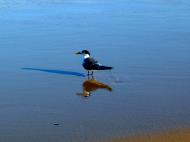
[85,57,100,65]
[84,57,103,70]
[84,57,112,70]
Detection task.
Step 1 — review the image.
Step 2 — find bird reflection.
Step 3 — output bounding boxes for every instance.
[77,76,112,97]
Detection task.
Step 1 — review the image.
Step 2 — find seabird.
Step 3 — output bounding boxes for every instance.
[76,50,113,75]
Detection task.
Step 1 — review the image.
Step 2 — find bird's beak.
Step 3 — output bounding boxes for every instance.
[76,52,82,55]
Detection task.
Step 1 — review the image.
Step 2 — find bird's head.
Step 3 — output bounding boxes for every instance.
[76,50,91,58]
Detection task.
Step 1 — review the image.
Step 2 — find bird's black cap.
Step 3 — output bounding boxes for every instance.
[82,50,90,55]
[76,50,90,55]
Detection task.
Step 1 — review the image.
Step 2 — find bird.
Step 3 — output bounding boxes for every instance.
[76,50,113,76]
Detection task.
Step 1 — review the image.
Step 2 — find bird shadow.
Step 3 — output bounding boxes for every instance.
[22,68,86,77]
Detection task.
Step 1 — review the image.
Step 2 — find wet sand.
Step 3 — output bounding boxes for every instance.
[105,128,190,142]
[1,0,190,142]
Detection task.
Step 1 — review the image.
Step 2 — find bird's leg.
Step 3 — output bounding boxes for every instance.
[91,71,94,76]
[87,71,90,76]
[91,71,94,79]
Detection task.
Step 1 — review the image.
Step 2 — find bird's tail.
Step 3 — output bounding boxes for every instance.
[99,66,113,70]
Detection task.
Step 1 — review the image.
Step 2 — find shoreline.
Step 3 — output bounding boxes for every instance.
[104,128,190,142]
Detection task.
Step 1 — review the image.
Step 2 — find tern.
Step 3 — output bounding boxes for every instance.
[76,50,113,76]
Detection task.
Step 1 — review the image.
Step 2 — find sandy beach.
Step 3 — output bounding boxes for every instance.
[105,128,190,142]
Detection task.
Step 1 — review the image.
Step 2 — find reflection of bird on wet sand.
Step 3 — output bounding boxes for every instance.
[77,77,112,97]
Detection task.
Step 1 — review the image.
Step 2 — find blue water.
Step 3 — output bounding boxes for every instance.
[0,0,190,142]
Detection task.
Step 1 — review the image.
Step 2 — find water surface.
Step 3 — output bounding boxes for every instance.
[0,0,190,142]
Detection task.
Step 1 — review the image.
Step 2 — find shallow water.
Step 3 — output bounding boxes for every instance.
[0,0,190,142]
